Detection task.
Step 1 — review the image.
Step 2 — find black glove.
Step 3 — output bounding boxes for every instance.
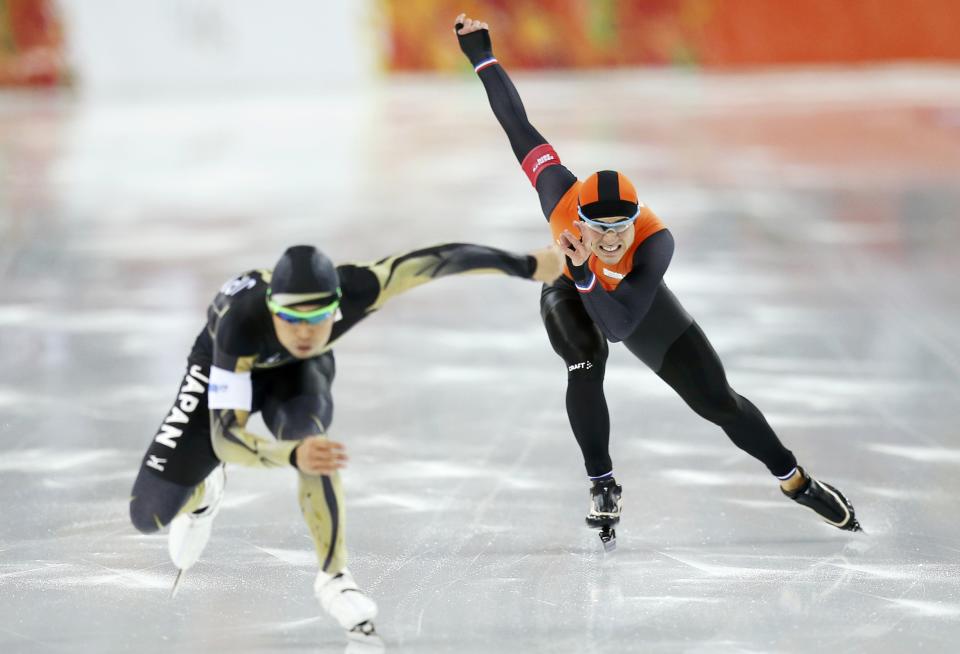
[455,22,495,67]
[565,256,591,284]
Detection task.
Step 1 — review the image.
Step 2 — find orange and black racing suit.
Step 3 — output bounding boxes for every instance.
[460,34,797,481]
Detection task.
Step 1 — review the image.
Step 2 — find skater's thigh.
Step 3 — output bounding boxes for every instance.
[621,282,693,371]
[130,360,220,532]
[137,360,220,486]
[259,353,335,440]
[540,281,608,367]
[656,322,733,402]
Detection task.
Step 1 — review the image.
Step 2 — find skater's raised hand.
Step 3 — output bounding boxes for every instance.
[454,13,494,66]
[558,227,592,267]
[295,436,347,475]
[455,12,489,35]
[530,245,565,283]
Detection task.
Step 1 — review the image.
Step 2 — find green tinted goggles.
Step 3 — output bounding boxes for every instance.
[267,289,341,324]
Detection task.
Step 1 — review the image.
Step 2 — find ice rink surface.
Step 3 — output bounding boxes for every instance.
[2,66,960,653]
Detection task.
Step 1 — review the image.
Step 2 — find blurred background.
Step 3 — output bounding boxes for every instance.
[6,0,960,86]
[7,0,960,86]
[2,1,960,653]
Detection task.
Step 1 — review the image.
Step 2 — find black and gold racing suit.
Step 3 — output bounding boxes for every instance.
[130,243,536,573]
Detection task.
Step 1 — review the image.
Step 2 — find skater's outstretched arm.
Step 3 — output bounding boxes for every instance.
[349,242,561,311]
[455,14,577,219]
[559,228,674,342]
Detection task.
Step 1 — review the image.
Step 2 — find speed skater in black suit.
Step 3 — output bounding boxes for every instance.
[129,241,562,637]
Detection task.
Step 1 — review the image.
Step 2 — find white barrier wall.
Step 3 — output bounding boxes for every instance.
[55,0,375,94]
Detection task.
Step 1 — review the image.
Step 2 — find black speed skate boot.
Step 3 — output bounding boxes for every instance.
[586,478,622,552]
[782,468,861,532]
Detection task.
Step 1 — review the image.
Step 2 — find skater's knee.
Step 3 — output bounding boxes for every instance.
[562,336,608,380]
[543,301,608,374]
[264,396,331,440]
[692,387,742,425]
[129,472,194,534]
[129,498,165,534]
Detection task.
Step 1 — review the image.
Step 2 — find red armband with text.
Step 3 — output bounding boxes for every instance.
[521,144,561,187]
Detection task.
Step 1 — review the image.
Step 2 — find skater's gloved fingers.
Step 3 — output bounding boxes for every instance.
[562,228,585,243]
[306,462,344,475]
[305,435,345,449]
[569,226,596,253]
[302,446,343,462]
[454,13,465,33]
[574,222,600,247]
[300,455,346,475]
[458,16,484,34]
[295,437,347,473]
[306,447,348,468]
[308,451,348,467]
[560,230,591,267]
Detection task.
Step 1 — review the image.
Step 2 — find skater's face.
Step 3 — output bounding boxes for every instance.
[271,304,335,358]
[579,216,635,265]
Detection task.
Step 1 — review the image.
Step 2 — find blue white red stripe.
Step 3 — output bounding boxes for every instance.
[589,470,614,481]
[575,272,597,293]
[474,57,498,72]
[776,466,799,480]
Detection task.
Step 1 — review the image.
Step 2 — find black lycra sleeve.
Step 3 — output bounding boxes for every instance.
[573,230,675,343]
[477,65,545,163]
[474,63,577,218]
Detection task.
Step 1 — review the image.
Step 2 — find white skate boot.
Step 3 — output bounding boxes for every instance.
[168,464,225,595]
[314,568,380,643]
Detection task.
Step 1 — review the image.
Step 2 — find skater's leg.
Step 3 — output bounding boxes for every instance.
[298,472,347,573]
[541,281,623,544]
[129,361,220,534]
[260,353,346,574]
[261,353,376,629]
[541,281,612,479]
[638,321,798,476]
[129,471,204,534]
[623,291,859,530]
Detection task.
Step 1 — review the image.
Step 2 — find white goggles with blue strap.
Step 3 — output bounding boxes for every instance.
[577,206,641,233]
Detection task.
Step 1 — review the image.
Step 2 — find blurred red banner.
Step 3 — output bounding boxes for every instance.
[1,0,66,86]
[381,0,960,71]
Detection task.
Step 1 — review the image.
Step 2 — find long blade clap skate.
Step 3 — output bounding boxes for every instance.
[783,468,861,532]
[167,464,226,595]
[586,478,622,551]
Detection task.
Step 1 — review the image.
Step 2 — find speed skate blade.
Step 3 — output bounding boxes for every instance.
[170,568,185,599]
[599,526,617,553]
[346,622,384,653]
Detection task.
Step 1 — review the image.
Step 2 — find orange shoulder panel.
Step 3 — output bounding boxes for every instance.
[632,205,665,244]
